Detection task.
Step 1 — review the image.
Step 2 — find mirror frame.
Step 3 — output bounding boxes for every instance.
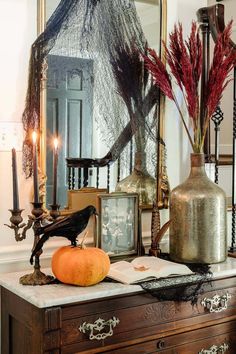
[37,0,168,208]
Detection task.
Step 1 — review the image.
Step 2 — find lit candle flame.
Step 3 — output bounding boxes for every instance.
[32,131,37,144]
[53,138,59,150]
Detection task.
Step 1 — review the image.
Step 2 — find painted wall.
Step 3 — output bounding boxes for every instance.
[0,0,67,274]
[0,0,207,275]
[208,0,236,154]
[206,0,236,205]
[0,0,36,271]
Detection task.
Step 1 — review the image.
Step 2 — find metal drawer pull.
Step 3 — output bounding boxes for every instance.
[201,293,231,313]
[198,343,229,354]
[79,317,120,341]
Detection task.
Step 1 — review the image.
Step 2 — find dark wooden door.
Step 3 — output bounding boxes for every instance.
[46,55,93,208]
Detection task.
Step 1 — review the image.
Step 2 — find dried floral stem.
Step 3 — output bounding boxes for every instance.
[110,44,159,158]
[200,112,211,152]
[172,92,195,151]
[143,21,236,154]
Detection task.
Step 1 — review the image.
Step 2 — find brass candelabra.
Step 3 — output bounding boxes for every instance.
[7,132,61,285]
[5,203,59,285]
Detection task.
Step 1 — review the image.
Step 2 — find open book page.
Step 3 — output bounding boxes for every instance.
[108,256,193,284]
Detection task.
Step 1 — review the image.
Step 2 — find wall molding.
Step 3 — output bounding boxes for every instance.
[0,237,95,274]
[0,233,170,274]
[211,144,232,155]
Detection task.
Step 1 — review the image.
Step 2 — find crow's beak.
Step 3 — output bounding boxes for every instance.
[94,211,98,216]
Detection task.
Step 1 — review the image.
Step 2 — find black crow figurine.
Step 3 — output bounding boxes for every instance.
[30,205,97,264]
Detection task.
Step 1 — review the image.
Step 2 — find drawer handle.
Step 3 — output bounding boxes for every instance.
[79,317,120,341]
[201,293,231,313]
[198,343,229,354]
[157,340,165,349]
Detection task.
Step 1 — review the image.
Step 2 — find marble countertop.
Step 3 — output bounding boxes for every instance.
[0,269,142,308]
[1,257,236,309]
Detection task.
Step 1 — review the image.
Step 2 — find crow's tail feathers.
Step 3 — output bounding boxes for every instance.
[30,234,50,264]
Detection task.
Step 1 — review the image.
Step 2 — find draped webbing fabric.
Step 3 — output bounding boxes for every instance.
[140,262,212,305]
[22,0,160,177]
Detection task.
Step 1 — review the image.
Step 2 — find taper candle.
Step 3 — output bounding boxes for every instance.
[52,138,59,205]
[32,131,39,203]
[11,148,19,210]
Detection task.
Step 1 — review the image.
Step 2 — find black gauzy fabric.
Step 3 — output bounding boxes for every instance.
[140,258,212,305]
[22,0,159,177]
[22,0,78,176]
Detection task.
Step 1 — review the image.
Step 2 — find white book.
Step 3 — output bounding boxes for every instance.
[108,256,193,285]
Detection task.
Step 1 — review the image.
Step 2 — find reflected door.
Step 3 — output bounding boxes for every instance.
[46,55,93,208]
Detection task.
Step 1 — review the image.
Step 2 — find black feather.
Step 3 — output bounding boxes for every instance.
[30,205,97,264]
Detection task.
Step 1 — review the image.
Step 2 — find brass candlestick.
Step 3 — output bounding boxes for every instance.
[149,203,161,257]
[49,203,61,220]
[5,202,55,286]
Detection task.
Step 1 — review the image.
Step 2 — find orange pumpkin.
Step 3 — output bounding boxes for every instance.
[51,246,110,286]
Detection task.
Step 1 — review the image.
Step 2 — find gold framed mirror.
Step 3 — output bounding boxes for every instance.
[37,0,168,210]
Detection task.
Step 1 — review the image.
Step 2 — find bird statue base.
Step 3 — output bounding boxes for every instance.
[19,268,55,286]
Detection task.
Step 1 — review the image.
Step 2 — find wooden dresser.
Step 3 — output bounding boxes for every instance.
[1,258,236,354]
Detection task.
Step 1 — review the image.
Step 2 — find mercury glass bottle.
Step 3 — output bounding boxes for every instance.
[116,151,156,207]
[170,153,227,264]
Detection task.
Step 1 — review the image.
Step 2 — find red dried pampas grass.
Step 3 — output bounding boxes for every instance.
[143,21,236,153]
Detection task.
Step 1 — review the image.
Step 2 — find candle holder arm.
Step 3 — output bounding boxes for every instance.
[4,219,33,242]
[4,210,34,242]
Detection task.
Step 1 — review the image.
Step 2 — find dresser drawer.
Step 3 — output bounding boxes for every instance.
[60,278,236,353]
[105,320,236,354]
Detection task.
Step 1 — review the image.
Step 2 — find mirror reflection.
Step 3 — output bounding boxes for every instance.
[43,0,163,209]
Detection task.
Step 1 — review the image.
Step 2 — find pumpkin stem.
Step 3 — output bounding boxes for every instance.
[80,231,88,249]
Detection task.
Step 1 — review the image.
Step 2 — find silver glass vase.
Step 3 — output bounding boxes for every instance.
[170,153,227,264]
[116,152,156,207]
